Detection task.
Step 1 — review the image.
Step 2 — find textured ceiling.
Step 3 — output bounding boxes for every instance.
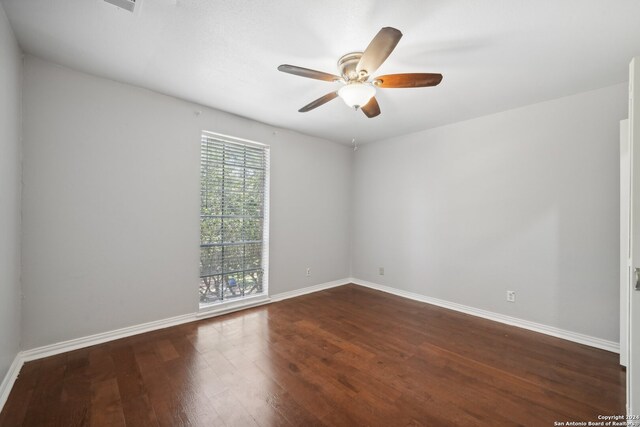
[3,0,640,144]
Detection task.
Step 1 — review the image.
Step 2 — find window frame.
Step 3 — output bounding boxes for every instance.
[198,131,270,310]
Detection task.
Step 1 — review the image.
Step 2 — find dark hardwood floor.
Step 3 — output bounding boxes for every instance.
[0,284,625,426]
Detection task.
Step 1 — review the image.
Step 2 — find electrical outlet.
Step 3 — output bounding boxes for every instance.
[379,267,384,276]
[306,268,311,277]
[506,290,516,303]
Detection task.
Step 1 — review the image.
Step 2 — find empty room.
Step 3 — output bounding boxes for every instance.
[2,0,640,425]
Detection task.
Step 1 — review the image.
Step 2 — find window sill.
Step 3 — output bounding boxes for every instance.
[196,294,271,320]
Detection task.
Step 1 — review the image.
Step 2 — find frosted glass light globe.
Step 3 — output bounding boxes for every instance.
[338,83,376,109]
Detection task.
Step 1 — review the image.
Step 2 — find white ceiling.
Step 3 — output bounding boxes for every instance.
[3,0,640,144]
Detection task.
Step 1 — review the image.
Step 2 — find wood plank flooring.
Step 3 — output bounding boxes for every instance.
[0,284,625,426]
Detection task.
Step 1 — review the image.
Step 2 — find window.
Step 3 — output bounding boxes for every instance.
[199,132,269,306]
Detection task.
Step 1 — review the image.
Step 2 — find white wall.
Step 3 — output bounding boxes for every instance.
[0,4,22,378]
[21,56,351,350]
[351,83,627,342]
[18,52,628,349]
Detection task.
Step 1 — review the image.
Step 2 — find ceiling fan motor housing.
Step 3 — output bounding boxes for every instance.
[338,52,366,81]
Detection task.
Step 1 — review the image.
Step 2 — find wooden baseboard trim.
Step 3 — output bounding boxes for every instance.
[0,354,24,413]
[350,278,619,353]
[270,279,350,302]
[16,278,351,362]
[2,277,619,412]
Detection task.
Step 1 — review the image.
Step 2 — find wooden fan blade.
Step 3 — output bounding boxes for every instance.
[299,91,339,112]
[361,97,381,118]
[278,64,340,82]
[375,73,443,88]
[356,27,403,75]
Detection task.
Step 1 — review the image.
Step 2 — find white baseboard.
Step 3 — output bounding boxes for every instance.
[20,312,197,363]
[0,354,24,412]
[270,278,350,302]
[196,294,272,320]
[350,278,620,354]
[18,278,351,363]
[4,275,616,413]
[0,278,351,412]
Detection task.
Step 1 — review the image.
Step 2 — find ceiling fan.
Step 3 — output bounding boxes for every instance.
[277,27,443,118]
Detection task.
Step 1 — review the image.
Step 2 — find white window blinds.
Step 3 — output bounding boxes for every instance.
[199,133,269,305]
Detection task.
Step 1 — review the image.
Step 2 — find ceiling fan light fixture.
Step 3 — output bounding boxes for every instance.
[338,83,376,109]
[277,27,442,118]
